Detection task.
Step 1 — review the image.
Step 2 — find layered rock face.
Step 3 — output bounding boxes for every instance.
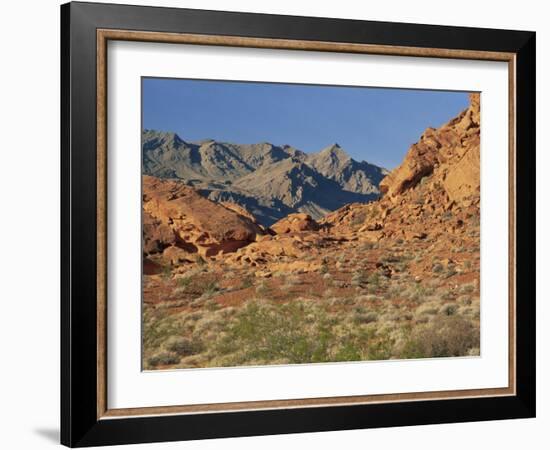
[321,93,480,247]
[380,93,480,206]
[142,175,264,261]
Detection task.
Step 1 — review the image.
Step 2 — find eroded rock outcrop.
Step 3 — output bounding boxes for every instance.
[380,93,480,205]
[143,176,265,259]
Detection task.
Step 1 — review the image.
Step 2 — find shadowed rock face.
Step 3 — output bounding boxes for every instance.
[142,132,387,226]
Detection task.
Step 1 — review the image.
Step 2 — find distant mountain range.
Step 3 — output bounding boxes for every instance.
[142,130,388,226]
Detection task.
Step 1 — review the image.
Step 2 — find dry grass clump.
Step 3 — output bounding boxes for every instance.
[147,352,180,368]
[173,274,219,297]
[164,336,204,357]
[398,315,480,359]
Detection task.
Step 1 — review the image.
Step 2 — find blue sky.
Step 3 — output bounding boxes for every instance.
[142,78,470,169]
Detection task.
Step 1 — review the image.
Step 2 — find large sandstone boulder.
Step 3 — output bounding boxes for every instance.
[143,176,264,258]
[271,213,319,234]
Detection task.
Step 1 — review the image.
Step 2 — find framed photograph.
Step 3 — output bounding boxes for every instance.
[61,1,536,447]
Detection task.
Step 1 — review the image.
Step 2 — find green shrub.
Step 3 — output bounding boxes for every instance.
[213,301,333,365]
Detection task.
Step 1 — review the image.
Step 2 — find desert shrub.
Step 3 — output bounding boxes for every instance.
[204,298,220,311]
[360,242,377,251]
[213,301,334,365]
[407,284,435,301]
[333,342,362,361]
[147,351,180,367]
[416,305,438,316]
[365,330,395,360]
[323,273,333,288]
[284,275,302,287]
[161,265,172,279]
[379,254,402,264]
[142,308,181,352]
[165,336,204,357]
[367,272,380,286]
[395,262,409,272]
[432,263,444,273]
[209,300,403,366]
[384,285,403,299]
[351,270,367,286]
[174,275,218,297]
[445,268,458,279]
[192,313,227,339]
[353,311,379,324]
[176,276,192,288]
[195,255,207,266]
[460,282,476,294]
[255,281,270,296]
[440,303,458,316]
[350,211,368,226]
[356,294,380,303]
[240,275,254,289]
[399,315,479,359]
[329,296,355,307]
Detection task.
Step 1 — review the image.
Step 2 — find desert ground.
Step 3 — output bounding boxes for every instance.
[142,94,481,370]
